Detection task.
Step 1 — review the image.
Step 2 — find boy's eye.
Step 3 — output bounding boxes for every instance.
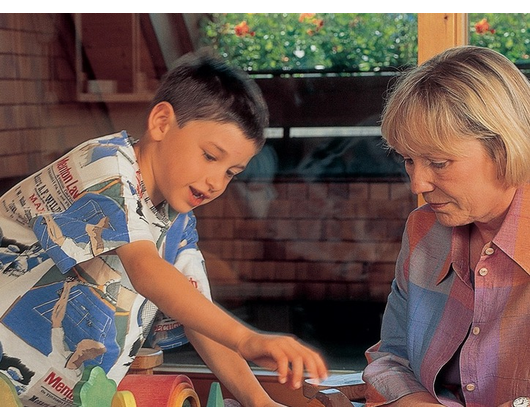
[226,169,243,180]
[203,152,216,162]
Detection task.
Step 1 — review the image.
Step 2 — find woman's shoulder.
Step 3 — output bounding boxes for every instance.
[408,203,437,223]
[405,204,451,240]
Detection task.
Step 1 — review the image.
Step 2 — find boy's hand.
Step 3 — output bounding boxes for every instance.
[235,330,328,390]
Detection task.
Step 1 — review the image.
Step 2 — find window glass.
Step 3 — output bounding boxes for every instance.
[199,13,417,73]
[469,13,530,72]
[198,13,530,74]
[168,13,530,372]
[163,14,419,372]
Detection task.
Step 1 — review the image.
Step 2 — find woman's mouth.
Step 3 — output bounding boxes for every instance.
[428,201,448,211]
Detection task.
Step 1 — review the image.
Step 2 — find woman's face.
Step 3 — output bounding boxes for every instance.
[396,137,516,228]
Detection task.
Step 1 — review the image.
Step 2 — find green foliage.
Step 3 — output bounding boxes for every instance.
[199,13,530,73]
[469,13,530,64]
[199,13,418,72]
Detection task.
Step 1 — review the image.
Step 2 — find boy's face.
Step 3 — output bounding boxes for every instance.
[151,119,258,213]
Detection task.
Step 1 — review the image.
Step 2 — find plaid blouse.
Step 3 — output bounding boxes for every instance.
[363,184,530,407]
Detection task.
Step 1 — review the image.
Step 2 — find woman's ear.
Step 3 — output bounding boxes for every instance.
[146,102,176,141]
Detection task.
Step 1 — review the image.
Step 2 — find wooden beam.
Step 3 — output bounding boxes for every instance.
[418,13,468,64]
[140,14,168,79]
[170,13,195,55]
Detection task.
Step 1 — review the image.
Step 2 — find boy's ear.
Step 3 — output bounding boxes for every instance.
[147,102,176,140]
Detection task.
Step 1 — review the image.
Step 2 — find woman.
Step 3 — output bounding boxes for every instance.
[363,46,530,407]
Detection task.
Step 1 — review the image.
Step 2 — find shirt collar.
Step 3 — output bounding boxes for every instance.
[435,224,471,286]
[435,184,530,284]
[493,184,530,275]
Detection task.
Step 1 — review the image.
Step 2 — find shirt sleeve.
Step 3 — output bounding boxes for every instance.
[362,216,429,406]
[32,192,130,273]
[31,141,154,274]
[170,212,211,301]
[363,279,429,406]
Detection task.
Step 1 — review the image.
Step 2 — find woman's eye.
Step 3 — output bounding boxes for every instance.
[203,152,216,162]
[430,160,448,169]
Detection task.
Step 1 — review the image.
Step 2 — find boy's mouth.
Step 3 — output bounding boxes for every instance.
[189,186,209,207]
[190,186,207,200]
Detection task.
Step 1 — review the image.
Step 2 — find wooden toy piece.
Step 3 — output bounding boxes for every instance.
[73,365,117,407]
[169,379,200,407]
[315,388,353,407]
[223,398,242,407]
[111,390,137,407]
[0,372,23,407]
[128,347,164,375]
[303,372,366,406]
[118,374,200,407]
[207,382,224,407]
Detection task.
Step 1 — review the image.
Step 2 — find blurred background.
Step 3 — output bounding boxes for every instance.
[0,13,528,372]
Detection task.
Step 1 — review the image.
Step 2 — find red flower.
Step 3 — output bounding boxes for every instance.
[299,13,315,22]
[234,21,255,37]
[300,14,324,35]
[474,18,495,35]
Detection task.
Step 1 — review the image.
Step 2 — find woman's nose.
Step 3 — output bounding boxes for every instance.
[408,164,434,196]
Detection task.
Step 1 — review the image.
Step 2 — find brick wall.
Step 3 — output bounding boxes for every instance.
[195,178,415,304]
[0,14,112,184]
[0,13,417,308]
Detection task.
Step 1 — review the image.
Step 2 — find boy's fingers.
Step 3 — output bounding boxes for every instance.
[285,344,323,389]
[308,351,328,382]
[289,355,304,389]
[273,351,289,385]
[290,342,327,382]
[255,334,328,387]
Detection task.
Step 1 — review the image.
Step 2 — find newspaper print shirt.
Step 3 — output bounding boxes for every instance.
[0,131,211,406]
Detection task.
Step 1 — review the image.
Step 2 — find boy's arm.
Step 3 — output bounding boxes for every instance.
[185,327,280,407]
[116,240,328,387]
[116,240,247,348]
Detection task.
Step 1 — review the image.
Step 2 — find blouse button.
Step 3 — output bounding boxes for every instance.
[478,267,488,276]
[485,247,494,255]
[472,326,480,335]
[465,383,476,392]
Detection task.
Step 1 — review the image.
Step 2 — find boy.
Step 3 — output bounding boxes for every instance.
[0,49,327,407]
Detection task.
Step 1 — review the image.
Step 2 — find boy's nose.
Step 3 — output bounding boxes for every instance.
[206,172,225,194]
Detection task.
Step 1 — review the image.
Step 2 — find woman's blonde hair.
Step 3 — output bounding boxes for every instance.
[381,46,530,187]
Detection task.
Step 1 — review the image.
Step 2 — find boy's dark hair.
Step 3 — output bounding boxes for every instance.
[150,48,269,150]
